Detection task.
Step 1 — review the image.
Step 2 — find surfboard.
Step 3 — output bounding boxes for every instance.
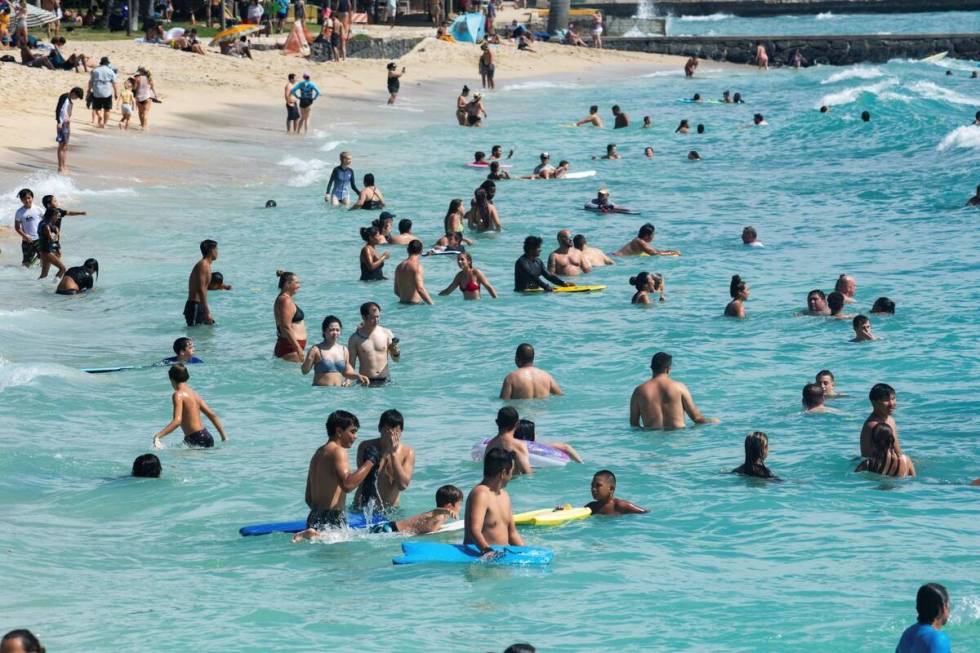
[392,542,554,566]
[920,51,948,63]
[563,170,597,179]
[514,506,591,526]
[523,285,606,294]
[465,162,512,169]
[81,366,142,374]
[583,205,639,215]
[239,512,385,536]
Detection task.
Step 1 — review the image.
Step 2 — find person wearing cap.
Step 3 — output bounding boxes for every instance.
[532,152,554,177]
[465,92,487,127]
[588,188,615,211]
[291,73,322,135]
[88,55,118,128]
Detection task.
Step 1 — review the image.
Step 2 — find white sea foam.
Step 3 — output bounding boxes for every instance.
[319,140,345,153]
[676,13,732,21]
[0,358,79,393]
[0,174,136,223]
[821,66,884,85]
[815,11,835,20]
[643,70,683,78]
[500,80,580,92]
[907,81,980,107]
[937,125,980,152]
[816,79,897,107]
[276,156,329,187]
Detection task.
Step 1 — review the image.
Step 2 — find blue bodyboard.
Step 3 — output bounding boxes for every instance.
[239,512,385,536]
[392,542,553,566]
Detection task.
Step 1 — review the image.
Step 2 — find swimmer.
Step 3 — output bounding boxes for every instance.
[482,407,532,475]
[487,161,511,181]
[803,289,830,315]
[630,271,665,305]
[464,447,523,554]
[644,146,654,158]
[966,184,980,207]
[350,173,385,210]
[724,275,748,318]
[388,218,417,245]
[208,271,232,291]
[348,301,399,386]
[325,151,360,206]
[611,104,629,129]
[548,229,592,276]
[861,110,871,122]
[439,251,498,299]
[598,143,620,160]
[722,90,732,104]
[55,257,98,295]
[752,113,768,126]
[489,145,513,161]
[802,382,837,413]
[854,423,915,477]
[576,104,604,127]
[687,150,701,161]
[835,274,857,303]
[302,410,376,532]
[573,234,614,268]
[152,364,228,449]
[301,315,370,386]
[585,469,647,514]
[1,630,46,653]
[293,485,462,541]
[161,337,203,365]
[732,431,779,480]
[265,199,277,208]
[851,314,876,342]
[273,270,307,362]
[642,116,652,129]
[444,198,465,235]
[733,93,744,104]
[895,584,951,653]
[691,93,702,103]
[500,343,563,400]
[820,105,829,113]
[373,213,395,244]
[975,111,980,126]
[132,453,161,478]
[684,56,698,77]
[359,225,389,281]
[514,418,583,463]
[472,150,487,165]
[613,223,681,257]
[465,187,502,231]
[860,383,900,458]
[588,188,615,211]
[184,239,217,326]
[514,235,571,292]
[741,226,763,247]
[827,292,851,319]
[353,408,415,511]
[675,119,690,134]
[816,370,841,398]
[870,297,895,315]
[394,239,435,305]
[629,352,718,430]
[697,124,705,134]
[431,231,473,251]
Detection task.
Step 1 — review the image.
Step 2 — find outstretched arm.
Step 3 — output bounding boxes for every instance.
[439,272,461,296]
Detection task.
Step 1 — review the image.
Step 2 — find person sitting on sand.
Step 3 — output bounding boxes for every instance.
[548,229,592,276]
[855,423,915,478]
[586,469,647,514]
[573,234,613,268]
[152,364,228,449]
[576,105,604,128]
[350,173,385,210]
[514,419,582,463]
[851,314,876,342]
[48,36,92,71]
[439,251,497,299]
[724,275,749,318]
[613,223,681,256]
[564,24,587,47]
[630,352,718,430]
[732,431,779,480]
[464,447,524,554]
[742,226,763,247]
[500,343,563,400]
[630,271,665,305]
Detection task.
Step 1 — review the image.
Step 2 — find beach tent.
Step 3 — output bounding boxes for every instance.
[450,12,484,43]
[281,19,313,56]
[24,3,59,28]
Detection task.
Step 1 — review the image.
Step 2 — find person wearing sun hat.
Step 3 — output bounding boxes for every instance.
[466,91,486,127]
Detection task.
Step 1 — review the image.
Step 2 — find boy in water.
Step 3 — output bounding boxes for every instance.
[816,369,840,398]
[208,271,232,291]
[293,484,463,541]
[303,410,376,531]
[860,383,900,458]
[464,448,523,555]
[851,314,876,341]
[161,337,204,365]
[152,364,227,449]
[585,470,648,515]
[352,408,415,512]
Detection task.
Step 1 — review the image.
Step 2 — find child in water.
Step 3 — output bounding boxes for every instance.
[585,470,647,515]
[732,431,779,480]
[152,364,228,449]
[514,419,583,463]
[207,271,232,291]
[855,424,915,478]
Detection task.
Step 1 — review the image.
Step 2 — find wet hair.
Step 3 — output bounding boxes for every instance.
[573,234,587,249]
[491,145,502,154]
[360,225,380,242]
[589,104,598,113]
[398,218,412,234]
[326,410,360,438]
[407,239,423,255]
[168,363,189,384]
[861,110,870,122]
[740,431,772,478]
[172,337,192,355]
[729,275,746,299]
[870,423,896,457]
[83,258,99,277]
[483,446,516,479]
[210,272,224,286]
[265,200,277,208]
[871,297,895,314]
[916,583,950,625]
[514,418,536,442]
[612,104,620,113]
[651,351,672,374]
[41,194,54,208]
[473,188,491,229]
[445,198,463,220]
[606,143,616,153]
[816,369,834,382]
[200,239,218,257]
[363,173,375,187]
[696,123,705,134]
[676,119,689,131]
[17,188,34,200]
[132,453,162,478]
[753,113,765,123]
[808,289,826,301]
[496,406,520,431]
[820,105,829,113]
[852,314,869,330]
[638,223,655,239]
[827,291,845,314]
[802,383,824,408]
[630,271,651,291]
[478,179,496,200]
[742,226,757,242]
[378,408,404,431]
[457,251,473,266]
[461,85,469,93]
[276,269,297,290]
[1,629,46,653]
[489,161,501,174]
[474,150,486,162]
[593,469,616,487]
[515,343,535,366]
[321,314,342,333]
[359,301,381,318]
[869,383,895,402]
[523,235,543,255]
[435,484,463,507]
[373,214,393,231]
[693,93,701,101]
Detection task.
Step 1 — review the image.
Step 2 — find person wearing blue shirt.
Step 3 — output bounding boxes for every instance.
[896,583,952,653]
[290,73,321,134]
[161,337,204,366]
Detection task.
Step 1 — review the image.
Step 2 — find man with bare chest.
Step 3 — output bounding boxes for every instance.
[464,447,523,555]
[547,229,591,276]
[629,352,718,430]
[348,301,400,386]
[353,409,416,511]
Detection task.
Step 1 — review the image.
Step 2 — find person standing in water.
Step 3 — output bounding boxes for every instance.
[684,56,698,77]
[732,431,778,479]
[359,225,389,281]
[55,87,84,174]
[479,43,495,90]
[393,239,435,305]
[860,383,900,458]
[348,301,400,386]
[576,105,604,127]
[184,239,218,326]
[895,584,951,653]
[303,410,376,531]
[273,270,307,362]
[301,315,369,386]
[456,85,470,125]
[284,73,299,133]
[548,229,592,276]
[629,352,718,430]
[325,151,360,206]
[439,252,498,299]
[499,343,563,400]
[629,271,664,305]
[573,234,614,268]
[386,62,405,105]
[152,364,228,449]
[724,275,749,318]
[465,447,524,555]
[290,72,321,135]
[514,235,570,292]
[611,104,629,129]
[965,184,979,207]
[353,408,416,511]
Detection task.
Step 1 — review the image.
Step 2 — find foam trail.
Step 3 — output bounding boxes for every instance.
[276,156,329,187]
[816,79,897,108]
[0,174,136,219]
[907,81,980,107]
[0,358,81,393]
[815,11,835,20]
[501,81,580,92]
[319,140,345,153]
[821,66,884,85]
[937,126,980,152]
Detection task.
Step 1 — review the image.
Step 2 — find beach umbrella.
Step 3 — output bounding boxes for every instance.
[24,3,59,28]
[209,23,262,46]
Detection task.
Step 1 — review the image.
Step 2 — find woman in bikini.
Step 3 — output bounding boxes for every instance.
[438,252,497,300]
[359,225,389,281]
[350,173,385,210]
[629,271,665,305]
[443,198,464,235]
[301,315,369,386]
[133,67,158,130]
[273,270,307,362]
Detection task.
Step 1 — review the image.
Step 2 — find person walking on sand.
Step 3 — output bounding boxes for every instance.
[87,56,118,129]
[133,67,158,130]
[479,43,495,90]
[152,364,228,449]
[629,352,719,430]
[284,73,300,133]
[55,87,83,175]
[755,42,769,70]
[291,72,321,135]
[386,62,405,105]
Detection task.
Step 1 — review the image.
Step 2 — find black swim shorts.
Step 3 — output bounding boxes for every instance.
[287,104,300,121]
[306,508,347,530]
[21,240,39,267]
[183,428,215,448]
[92,95,112,111]
[183,300,207,326]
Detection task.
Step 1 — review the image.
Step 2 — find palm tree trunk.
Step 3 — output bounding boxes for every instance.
[546,0,569,36]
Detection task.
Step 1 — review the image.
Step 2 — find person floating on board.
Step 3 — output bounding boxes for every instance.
[585,470,648,515]
[464,447,523,557]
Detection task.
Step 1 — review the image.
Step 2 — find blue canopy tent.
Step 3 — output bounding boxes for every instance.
[450,12,485,43]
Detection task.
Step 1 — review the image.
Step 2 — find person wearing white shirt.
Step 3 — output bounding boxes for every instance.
[87,56,118,128]
[14,188,43,267]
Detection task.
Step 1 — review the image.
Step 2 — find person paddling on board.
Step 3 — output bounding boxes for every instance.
[514,235,572,292]
[161,337,203,365]
[585,470,648,515]
[613,223,681,256]
[464,447,524,558]
[588,188,616,212]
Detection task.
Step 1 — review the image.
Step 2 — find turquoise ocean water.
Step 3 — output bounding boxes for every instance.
[667,10,980,36]
[2,32,980,652]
